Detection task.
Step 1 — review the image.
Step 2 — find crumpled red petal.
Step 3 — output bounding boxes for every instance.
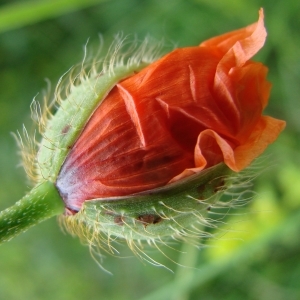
[56,9,286,211]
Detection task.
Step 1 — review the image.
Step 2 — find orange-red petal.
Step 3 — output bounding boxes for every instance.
[56,9,286,211]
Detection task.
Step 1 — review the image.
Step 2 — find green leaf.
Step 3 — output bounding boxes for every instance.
[0,0,108,33]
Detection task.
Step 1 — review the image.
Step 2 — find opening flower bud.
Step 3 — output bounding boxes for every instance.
[0,9,285,257]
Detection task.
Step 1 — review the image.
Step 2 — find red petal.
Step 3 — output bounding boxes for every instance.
[230,116,286,171]
[200,8,266,66]
[56,9,285,211]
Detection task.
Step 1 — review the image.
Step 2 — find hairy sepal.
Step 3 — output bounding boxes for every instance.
[62,163,232,242]
[37,63,149,182]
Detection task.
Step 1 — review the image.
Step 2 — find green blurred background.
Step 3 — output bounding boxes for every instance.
[0,0,299,299]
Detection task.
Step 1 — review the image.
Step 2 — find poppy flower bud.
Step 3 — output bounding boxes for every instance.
[0,9,285,253]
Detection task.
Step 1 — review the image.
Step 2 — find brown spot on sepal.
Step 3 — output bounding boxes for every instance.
[114,215,125,226]
[136,214,162,228]
[61,124,71,135]
[213,177,226,193]
[103,210,125,226]
[196,185,206,200]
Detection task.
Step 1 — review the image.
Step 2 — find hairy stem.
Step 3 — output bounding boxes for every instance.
[0,181,64,244]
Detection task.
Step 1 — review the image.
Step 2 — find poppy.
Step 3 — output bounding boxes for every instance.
[56,8,285,212]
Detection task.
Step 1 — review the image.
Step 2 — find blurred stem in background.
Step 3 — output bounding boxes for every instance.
[0,0,108,33]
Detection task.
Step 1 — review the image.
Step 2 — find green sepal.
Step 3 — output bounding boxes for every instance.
[68,163,232,240]
[38,62,149,182]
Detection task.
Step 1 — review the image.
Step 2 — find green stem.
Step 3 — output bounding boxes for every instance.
[0,181,64,244]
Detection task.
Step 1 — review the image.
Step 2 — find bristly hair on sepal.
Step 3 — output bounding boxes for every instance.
[59,162,258,270]
[14,35,167,186]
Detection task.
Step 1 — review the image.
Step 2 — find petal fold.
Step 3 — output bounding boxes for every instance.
[56,9,286,210]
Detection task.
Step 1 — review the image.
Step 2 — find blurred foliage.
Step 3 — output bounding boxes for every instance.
[0,0,299,299]
[0,0,108,33]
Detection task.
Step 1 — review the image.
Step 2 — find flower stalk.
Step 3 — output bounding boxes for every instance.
[0,181,64,243]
